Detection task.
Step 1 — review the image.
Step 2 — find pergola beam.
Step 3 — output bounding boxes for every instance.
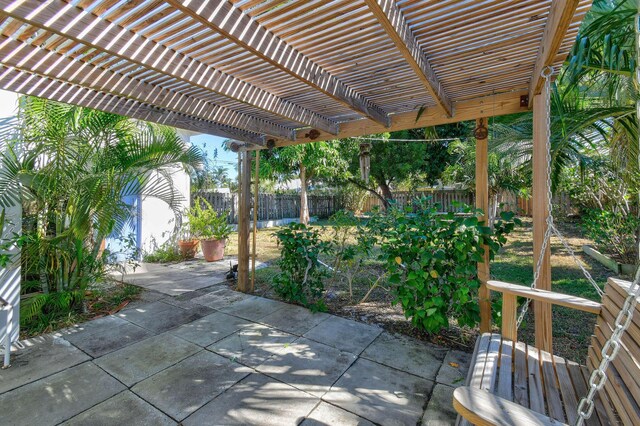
[0,36,292,142]
[363,0,453,117]
[0,65,265,144]
[240,90,528,150]
[167,0,391,127]
[528,0,581,104]
[0,0,339,134]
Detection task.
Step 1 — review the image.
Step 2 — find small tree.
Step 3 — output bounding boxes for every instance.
[338,127,456,208]
[259,142,347,224]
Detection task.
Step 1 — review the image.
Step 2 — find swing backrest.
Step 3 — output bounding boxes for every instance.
[588,277,640,424]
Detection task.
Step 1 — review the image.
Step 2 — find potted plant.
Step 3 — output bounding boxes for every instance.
[187,197,233,262]
[177,224,199,260]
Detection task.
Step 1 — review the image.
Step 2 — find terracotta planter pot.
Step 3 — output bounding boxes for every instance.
[178,239,199,259]
[201,239,225,262]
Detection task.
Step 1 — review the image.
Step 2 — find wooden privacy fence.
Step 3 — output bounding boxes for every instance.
[195,189,566,224]
[516,192,576,217]
[193,192,342,224]
[361,190,474,213]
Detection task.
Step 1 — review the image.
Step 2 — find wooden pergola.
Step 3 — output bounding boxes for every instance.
[0,0,592,353]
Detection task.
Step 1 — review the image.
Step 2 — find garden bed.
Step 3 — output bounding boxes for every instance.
[582,245,636,276]
[228,217,615,360]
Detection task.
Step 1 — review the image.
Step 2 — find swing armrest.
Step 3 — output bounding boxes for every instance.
[453,387,567,426]
[487,280,601,314]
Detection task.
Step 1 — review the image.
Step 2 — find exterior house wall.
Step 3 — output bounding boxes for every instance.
[139,130,192,254]
[0,89,20,343]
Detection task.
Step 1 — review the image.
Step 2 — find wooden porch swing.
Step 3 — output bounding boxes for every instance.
[453,65,640,425]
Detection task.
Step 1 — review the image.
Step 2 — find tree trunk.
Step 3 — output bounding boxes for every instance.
[300,165,309,225]
[378,181,393,209]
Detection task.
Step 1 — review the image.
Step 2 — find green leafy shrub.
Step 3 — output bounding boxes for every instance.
[187,197,232,240]
[369,198,519,333]
[582,209,639,264]
[143,234,182,263]
[328,210,376,300]
[273,223,330,311]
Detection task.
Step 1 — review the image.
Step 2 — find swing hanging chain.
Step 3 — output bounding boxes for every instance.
[575,7,640,425]
[516,65,603,329]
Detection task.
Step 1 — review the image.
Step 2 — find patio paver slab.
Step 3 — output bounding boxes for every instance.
[63,391,176,426]
[422,384,458,426]
[257,337,357,397]
[221,296,289,321]
[61,315,154,357]
[132,350,251,421]
[0,362,125,426]
[117,301,208,333]
[169,311,252,347]
[183,373,318,426]
[259,304,330,335]
[0,335,90,394]
[436,350,472,387]
[94,333,200,386]
[361,332,448,380]
[301,401,375,426]
[302,315,382,355]
[190,287,252,309]
[208,323,297,367]
[124,272,224,296]
[323,358,434,426]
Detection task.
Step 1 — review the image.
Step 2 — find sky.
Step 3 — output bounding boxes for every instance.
[189,133,238,177]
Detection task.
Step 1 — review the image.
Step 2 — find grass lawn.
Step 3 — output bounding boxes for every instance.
[492,218,613,361]
[225,217,615,360]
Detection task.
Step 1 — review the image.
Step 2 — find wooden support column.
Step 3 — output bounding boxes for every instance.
[476,117,491,333]
[532,94,553,353]
[251,151,260,289]
[237,150,252,293]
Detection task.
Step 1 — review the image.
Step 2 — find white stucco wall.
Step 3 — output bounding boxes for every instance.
[139,130,192,254]
[0,89,20,343]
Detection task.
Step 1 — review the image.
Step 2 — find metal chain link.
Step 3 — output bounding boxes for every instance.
[516,67,555,327]
[575,6,640,425]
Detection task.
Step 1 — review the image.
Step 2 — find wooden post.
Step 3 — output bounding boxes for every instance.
[476,117,491,333]
[237,150,252,293]
[502,293,518,342]
[532,93,553,353]
[251,151,260,289]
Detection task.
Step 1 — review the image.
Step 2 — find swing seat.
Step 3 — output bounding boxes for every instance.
[453,277,640,425]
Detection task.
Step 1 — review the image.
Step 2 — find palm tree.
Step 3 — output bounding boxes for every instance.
[0,96,205,323]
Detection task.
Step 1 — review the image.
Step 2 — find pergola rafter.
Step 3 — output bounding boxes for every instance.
[363,0,453,117]
[529,0,582,104]
[168,0,392,128]
[0,35,292,142]
[0,65,265,144]
[0,0,339,135]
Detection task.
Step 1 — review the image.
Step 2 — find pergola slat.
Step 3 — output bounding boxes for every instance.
[0,35,292,141]
[363,0,453,117]
[0,65,265,144]
[167,0,392,127]
[0,0,589,144]
[0,0,340,134]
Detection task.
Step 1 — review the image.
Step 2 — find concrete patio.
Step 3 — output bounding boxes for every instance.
[0,263,470,426]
